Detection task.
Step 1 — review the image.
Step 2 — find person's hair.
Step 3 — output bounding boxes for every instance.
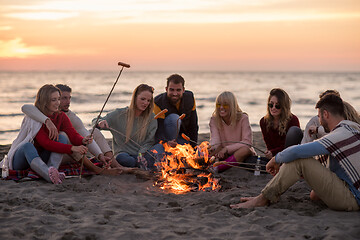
[166,74,185,88]
[264,88,292,135]
[319,89,340,98]
[343,101,360,124]
[315,94,344,117]
[212,91,245,128]
[55,84,72,93]
[34,84,61,114]
[126,84,154,142]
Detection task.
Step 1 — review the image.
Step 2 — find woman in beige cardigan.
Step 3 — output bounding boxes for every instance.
[209,91,254,173]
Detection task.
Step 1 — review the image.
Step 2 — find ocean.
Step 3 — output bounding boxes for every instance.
[0,71,359,145]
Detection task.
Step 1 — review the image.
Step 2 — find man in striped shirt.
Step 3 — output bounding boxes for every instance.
[231,94,360,211]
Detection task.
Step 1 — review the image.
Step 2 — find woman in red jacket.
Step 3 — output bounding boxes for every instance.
[9,84,92,184]
[260,88,303,160]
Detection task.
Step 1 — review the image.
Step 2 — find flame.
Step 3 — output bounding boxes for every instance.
[154,141,220,194]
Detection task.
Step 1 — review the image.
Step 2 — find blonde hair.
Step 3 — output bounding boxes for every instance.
[344,101,360,124]
[126,84,154,142]
[212,91,245,128]
[34,84,60,115]
[264,88,292,135]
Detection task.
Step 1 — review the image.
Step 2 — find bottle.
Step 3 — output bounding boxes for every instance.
[254,156,261,176]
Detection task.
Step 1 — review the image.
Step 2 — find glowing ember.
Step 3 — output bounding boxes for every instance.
[154,141,221,194]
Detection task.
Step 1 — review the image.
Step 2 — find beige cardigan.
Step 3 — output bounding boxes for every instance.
[209,113,254,155]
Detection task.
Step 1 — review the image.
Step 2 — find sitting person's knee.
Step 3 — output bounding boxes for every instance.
[285,126,303,148]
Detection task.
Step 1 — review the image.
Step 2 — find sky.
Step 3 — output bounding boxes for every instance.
[0,0,359,71]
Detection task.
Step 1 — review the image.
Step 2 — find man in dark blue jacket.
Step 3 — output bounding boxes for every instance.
[154,74,199,148]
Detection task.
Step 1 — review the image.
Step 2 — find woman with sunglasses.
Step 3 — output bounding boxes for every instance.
[95,84,163,170]
[209,91,254,173]
[260,88,302,160]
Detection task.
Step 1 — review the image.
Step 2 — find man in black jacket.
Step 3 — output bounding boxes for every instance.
[154,74,199,148]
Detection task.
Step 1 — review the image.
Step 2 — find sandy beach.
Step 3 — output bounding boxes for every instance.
[0,132,359,240]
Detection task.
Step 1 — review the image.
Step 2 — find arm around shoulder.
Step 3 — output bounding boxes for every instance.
[22,104,48,123]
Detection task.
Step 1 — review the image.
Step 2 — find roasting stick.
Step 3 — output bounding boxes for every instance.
[107,127,157,162]
[104,109,169,164]
[131,109,168,138]
[94,109,169,174]
[181,133,198,146]
[96,126,158,178]
[154,109,169,119]
[210,141,266,155]
[175,114,186,140]
[79,61,130,179]
[181,133,267,174]
[213,161,266,167]
[181,134,266,155]
[214,162,268,173]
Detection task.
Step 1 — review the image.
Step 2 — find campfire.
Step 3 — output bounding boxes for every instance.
[153,141,221,194]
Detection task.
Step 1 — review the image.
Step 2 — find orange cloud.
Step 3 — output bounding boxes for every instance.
[0,38,59,58]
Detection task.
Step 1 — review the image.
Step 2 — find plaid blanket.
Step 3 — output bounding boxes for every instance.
[318,120,360,190]
[3,159,101,181]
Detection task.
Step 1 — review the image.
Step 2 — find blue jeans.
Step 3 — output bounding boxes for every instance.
[12,135,67,170]
[116,143,165,170]
[157,113,188,145]
[115,153,138,168]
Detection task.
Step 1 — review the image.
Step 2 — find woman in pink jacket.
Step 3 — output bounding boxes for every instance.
[209,91,254,173]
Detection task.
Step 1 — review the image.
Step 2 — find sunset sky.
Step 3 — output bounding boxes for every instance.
[0,0,359,71]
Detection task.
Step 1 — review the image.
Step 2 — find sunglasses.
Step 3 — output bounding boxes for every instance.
[268,103,281,109]
[216,103,229,109]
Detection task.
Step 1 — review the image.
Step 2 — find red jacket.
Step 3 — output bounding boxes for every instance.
[35,112,83,154]
[260,114,300,156]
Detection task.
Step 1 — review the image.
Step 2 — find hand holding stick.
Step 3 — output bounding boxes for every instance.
[80,61,130,179]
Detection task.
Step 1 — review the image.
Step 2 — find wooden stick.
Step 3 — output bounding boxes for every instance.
[80,63,129,179]
[181,133,198,146]
[214,162,267,173]
[79,156,85,179]
[108,127,157,163]
[154,109,168,119]
[175,114,186,140]
[130,108,169,140]
[213,161,266,167]
[210,141,266,154]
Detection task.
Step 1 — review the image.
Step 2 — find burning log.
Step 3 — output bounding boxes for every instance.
[153,141,221,194]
